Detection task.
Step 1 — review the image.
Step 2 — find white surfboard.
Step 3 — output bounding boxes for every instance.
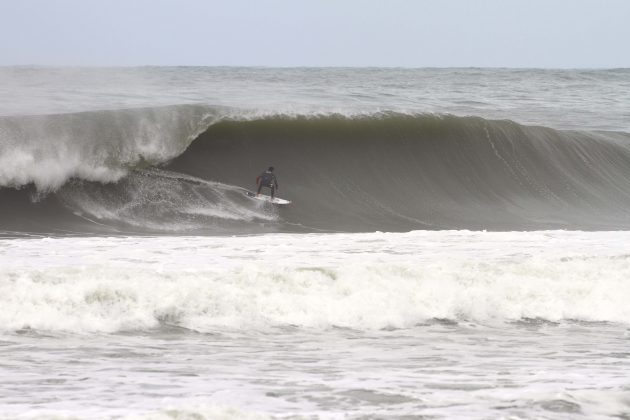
[246,191,291,205]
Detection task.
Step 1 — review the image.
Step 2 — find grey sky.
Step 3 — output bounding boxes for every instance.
[2,0,629,68]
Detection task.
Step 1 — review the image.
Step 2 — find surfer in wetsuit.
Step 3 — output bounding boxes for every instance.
[256,166,279,199]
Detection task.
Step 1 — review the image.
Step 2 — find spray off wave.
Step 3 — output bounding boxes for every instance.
[0,104,216,191]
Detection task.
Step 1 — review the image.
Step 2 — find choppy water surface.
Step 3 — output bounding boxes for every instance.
[2,67,629,132]
[3,321,629,419]
[1,231,630,419]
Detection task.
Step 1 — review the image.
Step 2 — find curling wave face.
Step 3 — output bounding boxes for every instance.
[2,107,630,233]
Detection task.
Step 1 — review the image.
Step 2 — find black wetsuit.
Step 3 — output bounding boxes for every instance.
[256,170,278,198]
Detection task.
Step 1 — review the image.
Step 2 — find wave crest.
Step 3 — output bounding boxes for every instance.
[0,104,216,191]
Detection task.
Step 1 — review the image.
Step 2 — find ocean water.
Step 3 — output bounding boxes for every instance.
[1,67,630,419]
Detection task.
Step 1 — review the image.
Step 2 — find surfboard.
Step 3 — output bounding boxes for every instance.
[246,191,291,205]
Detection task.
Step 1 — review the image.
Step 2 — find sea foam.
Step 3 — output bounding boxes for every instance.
[1,231,629,334]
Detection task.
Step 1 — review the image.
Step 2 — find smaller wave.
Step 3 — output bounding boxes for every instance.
[2,249,629,333]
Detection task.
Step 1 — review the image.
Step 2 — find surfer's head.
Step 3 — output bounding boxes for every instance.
[268,166,274,172]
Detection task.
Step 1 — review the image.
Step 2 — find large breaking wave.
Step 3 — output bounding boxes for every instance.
[2,105,630,234]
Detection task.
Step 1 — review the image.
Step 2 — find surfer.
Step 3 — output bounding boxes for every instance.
[256,166,279,199]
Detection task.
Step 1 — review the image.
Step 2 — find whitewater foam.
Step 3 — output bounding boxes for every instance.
[0,105,217,191]
[2,230,629,334]
[56,169,279,232]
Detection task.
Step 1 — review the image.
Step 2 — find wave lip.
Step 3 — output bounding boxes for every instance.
[0,104,216,191]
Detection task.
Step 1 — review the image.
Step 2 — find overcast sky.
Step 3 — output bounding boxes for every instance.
[1,0,629,68]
